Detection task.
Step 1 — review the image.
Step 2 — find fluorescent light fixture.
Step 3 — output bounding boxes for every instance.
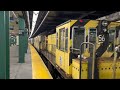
[31,11,49,37]
[116,20,120,22]
[29,11,39,38]
[26,11,30,32]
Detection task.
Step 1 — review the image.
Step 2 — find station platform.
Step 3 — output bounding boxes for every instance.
[29,44,53,79]
[10,44,52,79]
[10,45,32,79]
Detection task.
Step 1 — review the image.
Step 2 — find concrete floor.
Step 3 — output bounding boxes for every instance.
[10,45,32,79]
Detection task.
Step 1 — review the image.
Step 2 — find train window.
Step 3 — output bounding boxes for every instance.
[75,27,85,51]
[109,29,115,43]
[65,28,68,52]
[56,32,58,49]
[66,28,68,37]
[89,28,97,43]
[59,28,65,51]
[59,28,68,52]
[88,28,97,52]
[72,26,85,54]
[108,29,116,52]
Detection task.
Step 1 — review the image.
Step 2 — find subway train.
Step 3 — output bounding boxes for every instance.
[32,19,120,79]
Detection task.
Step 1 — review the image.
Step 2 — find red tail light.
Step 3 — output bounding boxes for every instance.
[79,19,83,23]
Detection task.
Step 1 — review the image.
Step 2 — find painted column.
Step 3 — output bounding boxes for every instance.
[18,17,25,63]
[0,11,10,79]
[24,28,28,53]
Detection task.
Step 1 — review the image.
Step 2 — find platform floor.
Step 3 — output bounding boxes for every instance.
[29,44,53,79]
[10,45,32,79]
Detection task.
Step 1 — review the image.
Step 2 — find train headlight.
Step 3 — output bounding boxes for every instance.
[102,20,108,27]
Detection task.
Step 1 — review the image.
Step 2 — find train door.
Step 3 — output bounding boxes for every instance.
[72,26,85,54]
[56,27,68,74]
[71,26,86,79]
[64,28,70,75]
[59,28,65,70]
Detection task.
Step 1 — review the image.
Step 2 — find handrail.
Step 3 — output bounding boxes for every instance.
[79,42,96,79]
[71,48,80,51]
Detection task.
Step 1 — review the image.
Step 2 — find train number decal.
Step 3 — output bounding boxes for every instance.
[98,35,105,42]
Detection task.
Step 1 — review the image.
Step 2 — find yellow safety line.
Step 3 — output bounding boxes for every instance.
[29,43,53,79]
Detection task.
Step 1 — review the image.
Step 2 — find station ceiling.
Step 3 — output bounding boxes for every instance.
[27,11,118,38]
[22,11,33,30]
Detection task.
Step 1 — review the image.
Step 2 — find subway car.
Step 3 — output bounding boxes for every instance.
[33,19,120,79]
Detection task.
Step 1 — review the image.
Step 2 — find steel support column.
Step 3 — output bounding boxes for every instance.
[18,17,25,63]
[24,28,28,53]
[26,34,28,53]
[0,11,10,79]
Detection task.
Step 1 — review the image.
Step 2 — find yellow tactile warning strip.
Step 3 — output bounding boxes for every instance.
[29,43,53,79]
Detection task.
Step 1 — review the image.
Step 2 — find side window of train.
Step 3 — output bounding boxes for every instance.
[71,26,78,49]
[108,28,116,52]
[88,28,97,52]
[65,28,68,52]
[72,26,85,53]
[59,28,65,51]
[56,32,58,49]
[89,28,97,43]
